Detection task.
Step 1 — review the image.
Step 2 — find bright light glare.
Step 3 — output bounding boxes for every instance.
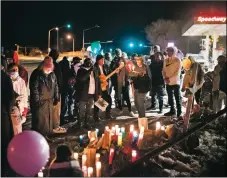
[167,42,174,47]
[55,27,59,30]
[139,44,143,47]
[67,35,72,39]
[67,24,71,28]
[129,43,134,47]
[110,48,112,51]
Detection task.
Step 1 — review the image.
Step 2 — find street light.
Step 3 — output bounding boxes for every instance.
[67,34,75,56]
[48,24,71,52]
[82,24,100,49]
[129,43,134,47]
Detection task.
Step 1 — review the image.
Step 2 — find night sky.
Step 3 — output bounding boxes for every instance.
[1,1,226,51]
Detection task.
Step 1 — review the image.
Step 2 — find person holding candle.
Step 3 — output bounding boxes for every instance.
[48,145,83,177]
[128,57,152,118]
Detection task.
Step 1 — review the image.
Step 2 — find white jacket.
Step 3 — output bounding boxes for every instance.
[11,76,28,115]
[162,56,182,85]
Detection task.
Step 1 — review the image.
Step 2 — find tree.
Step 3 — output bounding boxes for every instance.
[145,19,186,52]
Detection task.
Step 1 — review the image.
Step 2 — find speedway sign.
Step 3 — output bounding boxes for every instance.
[194,16,226,24]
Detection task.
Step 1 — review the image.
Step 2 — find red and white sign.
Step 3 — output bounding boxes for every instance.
[195,16,226,24]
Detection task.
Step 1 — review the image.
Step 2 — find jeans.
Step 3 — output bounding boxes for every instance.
[166,85,182,114]
[78,95,94,120]
[94,90,112,117]
[116,85,132,112]
[134,90,147,118]
[151,85,165,110]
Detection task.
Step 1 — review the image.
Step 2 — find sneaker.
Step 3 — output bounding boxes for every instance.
[164,110,176,116]
[53,127,67,134]
[129,111,136,117]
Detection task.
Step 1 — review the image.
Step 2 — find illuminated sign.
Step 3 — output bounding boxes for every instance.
[194,16,226,24]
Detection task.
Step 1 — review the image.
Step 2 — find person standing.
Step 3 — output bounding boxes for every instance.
[8,63,28,135]
[1,59,15,176]
[49,49,64,132]
[162,46,182,117]
[94,55,114,120]
[31,57,61,138]
[75,58,96,128]
[129,57,151,118]
[147,52,165,113]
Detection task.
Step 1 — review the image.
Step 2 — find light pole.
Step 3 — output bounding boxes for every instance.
[67,34,75,56]
[82,25,100,49]
[48,27,58,52]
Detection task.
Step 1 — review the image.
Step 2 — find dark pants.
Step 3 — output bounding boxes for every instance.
[134,90,147,118]
[78,95,94,121]
[94,91,112,117]
[151,85,165,110]
[166,85,182,114]
[116,85,132,111]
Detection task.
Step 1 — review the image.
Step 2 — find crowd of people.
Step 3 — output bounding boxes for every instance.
[1,45,226,176]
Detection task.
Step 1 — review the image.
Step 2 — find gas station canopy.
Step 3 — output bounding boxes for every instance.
[182,15,226,36]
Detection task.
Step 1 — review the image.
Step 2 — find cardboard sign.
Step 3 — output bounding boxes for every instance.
[95,98,109,112]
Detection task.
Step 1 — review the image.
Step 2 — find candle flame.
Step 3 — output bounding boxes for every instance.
[130,125,134,132]
[156,122,161,130]
[96,161,101,169]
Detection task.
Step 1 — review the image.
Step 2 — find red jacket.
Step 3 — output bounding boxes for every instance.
[13,51,19,65]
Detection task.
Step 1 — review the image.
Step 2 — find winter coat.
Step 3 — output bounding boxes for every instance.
[18,65,28,87]
[31,71,59,135]
[11,76,28,116]
[49,160,83,177]
[75,66,95,102]
[59,59,71,92]
[219,63,227,94]
[74,63,81,75]
[53,61,63,94]
[1,70,15,176]
[13,51,19,65]
[149,60,164,86]
[129,64,151,93]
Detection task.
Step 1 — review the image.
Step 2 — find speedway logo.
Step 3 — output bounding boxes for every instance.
[196,16,226,23]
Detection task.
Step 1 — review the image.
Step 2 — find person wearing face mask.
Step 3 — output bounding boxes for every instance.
[31,56,61,139]
[7,63,28,135]
[162,46,182,117]
[75,58,96,128]
[147,52,165,113]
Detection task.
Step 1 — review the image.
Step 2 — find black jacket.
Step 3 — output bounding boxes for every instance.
[219,63,227,94]
[59,59,71,92]
[129,64,152,93]
[53,61,63,94]
[149,60,164,86]
[75,66,94,102]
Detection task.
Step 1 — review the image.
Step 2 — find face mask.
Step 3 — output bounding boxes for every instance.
[10,72,19,79]
[44,70,52,75]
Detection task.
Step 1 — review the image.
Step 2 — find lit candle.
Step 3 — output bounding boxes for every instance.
[82,166,88,177]
[115,125,119,135]
[102,134,104,137]
[109,148,115,165]
[95,128,99,137]
[132,150,137,162]
[130,125,134,132]
[90,137,95,142]
[161,126,165,131]
[79,135,83,145]
[87,167,93,177]
[117,132,123,146]
[88,131,91,138]
[156,122,161,131]
[132,131,138,143]
[137,133,143,147]
[38,171,43,177]
[111,127,116,134]
[96,153,100,163]
[96,161,102,177]
[105,126,109,131]
[121,127,125,137]
[129,125,134,142]
[140,126,145,134]
[74,152,78,160]
[82,154,87,167]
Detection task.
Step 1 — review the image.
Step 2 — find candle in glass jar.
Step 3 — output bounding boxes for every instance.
[117,132,122,146]
[74,152,78,160]
[82,154,87,167]
[38,171,43,177]
[161,126,165,131]
[115,125,119,135]
[96,153,100,163]
[90,137,95,142]
[105,126,109,131]
[121,127,125,137]
[130,125,134,132]
[132,150,137,162]
[109,148,114,165]
[87,167,93,177]
[132,131,138,143]
[79,135,83,145]
[96,161,102,177]
[82,166,88,177]
[95,128,99,137]
[156,122,161,131]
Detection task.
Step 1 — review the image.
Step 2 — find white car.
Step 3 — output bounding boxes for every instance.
[185,53,209,67]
